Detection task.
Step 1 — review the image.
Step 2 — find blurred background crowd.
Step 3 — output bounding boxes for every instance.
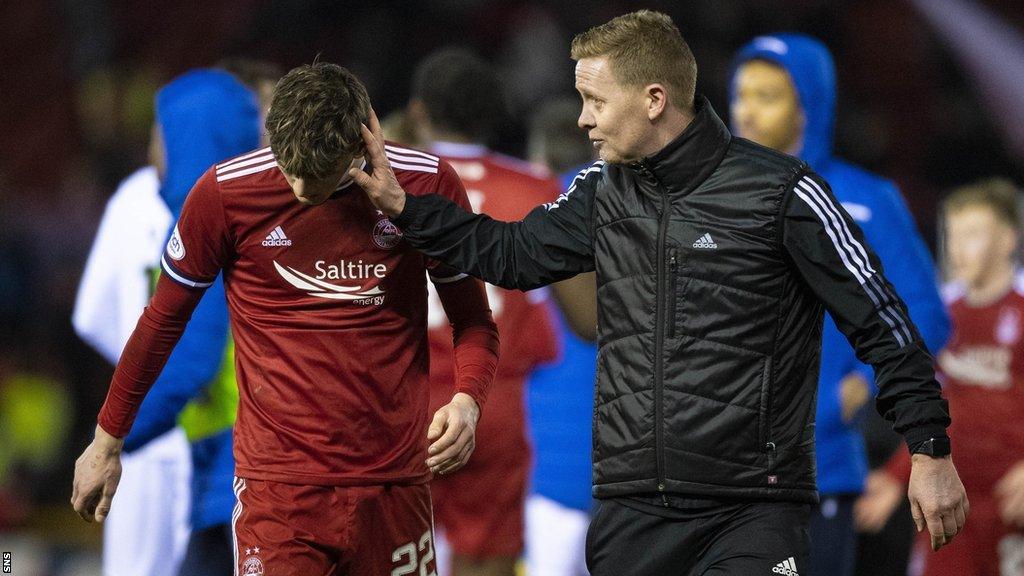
[1,0,1024,574]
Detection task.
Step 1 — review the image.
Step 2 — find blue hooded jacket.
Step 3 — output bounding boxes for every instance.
[525,167,597,513]
[123,69,259,529]
[731,35,950,495]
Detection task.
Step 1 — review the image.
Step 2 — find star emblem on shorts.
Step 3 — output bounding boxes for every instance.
[245,546,261,555]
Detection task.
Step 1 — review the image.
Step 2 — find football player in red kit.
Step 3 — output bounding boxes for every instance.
[71,62,500,576]
[407,49,560,576]
[856,178,1024,576]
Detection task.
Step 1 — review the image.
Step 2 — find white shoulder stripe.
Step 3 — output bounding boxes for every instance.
[389,160,438,174]
[217,147,273,170]
[545,161,605,210]
[385,149,438,167]
[216,153,274,174]
[429,271,469,284]
[793,175,912,347]
[161,255,214,289]
[216,160,279,182]
[384,144,439,163]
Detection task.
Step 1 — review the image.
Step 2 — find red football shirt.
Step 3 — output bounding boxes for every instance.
[930,279,1024,494]
[425,143,560,441]
[110,144,482,486]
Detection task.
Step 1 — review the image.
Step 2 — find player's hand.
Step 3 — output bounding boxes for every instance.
[350,107,407,217]
[854,470,905,533]
[71,424,124,523]
[907,454,969,551]
[995,460,1024,528]
[425,392,480,475]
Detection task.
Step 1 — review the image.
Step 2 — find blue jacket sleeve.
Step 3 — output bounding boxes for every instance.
[852,182,950,392]
[122,274,229,452]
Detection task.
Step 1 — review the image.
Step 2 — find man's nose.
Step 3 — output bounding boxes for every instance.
[578,108,594,130]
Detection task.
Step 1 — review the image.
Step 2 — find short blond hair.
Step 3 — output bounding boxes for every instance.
[571,10,697,111]
[943,177,1021,232]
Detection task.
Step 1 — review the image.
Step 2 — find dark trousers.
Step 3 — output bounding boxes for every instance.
[585,498,811,576]
[809,495,856,576]
[178,524,233,576]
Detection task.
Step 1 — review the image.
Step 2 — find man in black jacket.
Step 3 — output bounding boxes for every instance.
[352,10,968,576]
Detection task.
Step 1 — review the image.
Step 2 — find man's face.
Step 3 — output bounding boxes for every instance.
[575,57,654,164]
[731,60,804,155]
[283,155,363,206]
[945,205,1016,287]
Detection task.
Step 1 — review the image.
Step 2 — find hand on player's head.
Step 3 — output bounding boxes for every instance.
[350,108,408,217]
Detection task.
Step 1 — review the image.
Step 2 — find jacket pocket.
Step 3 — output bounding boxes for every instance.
[757,356,777,482]
[668,248,678,339]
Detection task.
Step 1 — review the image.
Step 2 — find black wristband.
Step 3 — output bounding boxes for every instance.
[909,436,951,457]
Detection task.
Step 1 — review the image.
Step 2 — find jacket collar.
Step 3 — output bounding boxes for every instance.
[631,95,732,193]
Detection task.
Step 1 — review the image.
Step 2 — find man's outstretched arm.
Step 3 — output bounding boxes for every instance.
[352,111,598,291]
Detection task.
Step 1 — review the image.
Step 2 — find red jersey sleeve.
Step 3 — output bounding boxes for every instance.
[435,278,499,411]
[160,168,233,289]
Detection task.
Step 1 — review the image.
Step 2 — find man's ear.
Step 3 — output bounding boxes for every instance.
[646,83,669,121]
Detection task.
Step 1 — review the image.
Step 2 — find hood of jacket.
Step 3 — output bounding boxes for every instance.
[730,33,836,170]
[155,69,259,216]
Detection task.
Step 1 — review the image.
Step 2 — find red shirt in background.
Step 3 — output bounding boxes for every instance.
[889,277,1024,494]
[425,143,560,452]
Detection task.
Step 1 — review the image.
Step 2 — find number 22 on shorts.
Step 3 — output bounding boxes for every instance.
[391,530,437,576]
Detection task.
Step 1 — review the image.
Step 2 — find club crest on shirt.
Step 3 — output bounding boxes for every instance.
[373,215,403,250]
[996,306,1021,346]
[242,552,264,576]
[167,225,186,260]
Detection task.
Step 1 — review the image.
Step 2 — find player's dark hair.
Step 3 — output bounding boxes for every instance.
[943,177,1022,232]
[411,48,505,141]
[571,10,697,111]
[265,61,370,179]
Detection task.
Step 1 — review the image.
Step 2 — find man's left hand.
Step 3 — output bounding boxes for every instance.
[425,393,480,475]
[995,460,1024,528]
[907,454,969,551]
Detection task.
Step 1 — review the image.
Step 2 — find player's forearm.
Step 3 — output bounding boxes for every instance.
[97,276,203,438]
[437,278,500,410]
[452,324,500,410]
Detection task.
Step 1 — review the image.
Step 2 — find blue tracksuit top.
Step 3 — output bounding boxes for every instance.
[123,69,259,529]
[731,35,950,495]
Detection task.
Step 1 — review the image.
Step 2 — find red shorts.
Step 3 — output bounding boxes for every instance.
[231,477,437,576]
[430,388,530,559]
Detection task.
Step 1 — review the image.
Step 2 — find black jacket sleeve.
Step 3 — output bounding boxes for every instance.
[393,162,602,291]
[782,170,950,452]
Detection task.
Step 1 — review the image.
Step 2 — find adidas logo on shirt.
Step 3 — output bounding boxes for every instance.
[692,232,718,249]
[772,557,799,576]
[262,226,293,247]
